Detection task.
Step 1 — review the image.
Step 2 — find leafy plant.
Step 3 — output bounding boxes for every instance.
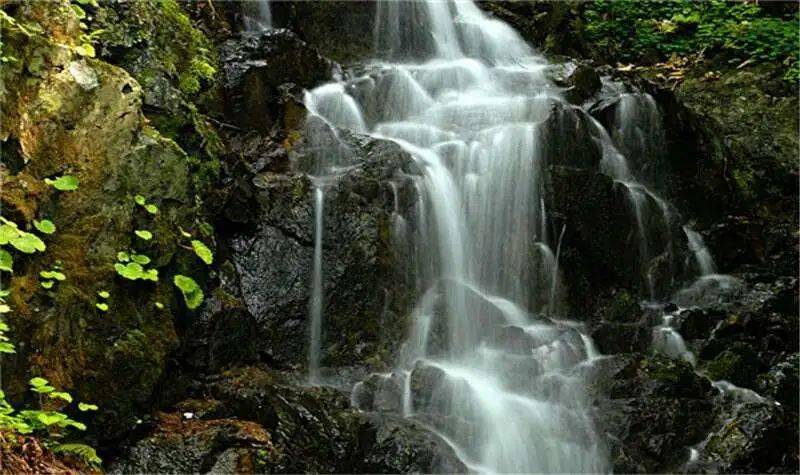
[44,175,80,191]
[0,249,12,272]
[134,230,153,241]
[53,443,102,467]
[0,217,46,254]
[134,194,159,215]
[583,0,799,82]
[115,252,158,281]
[173,274,203,309]
[33,219,56,235]
[190,239,213,265]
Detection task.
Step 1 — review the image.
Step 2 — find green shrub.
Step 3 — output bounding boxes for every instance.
[583,0,799,82]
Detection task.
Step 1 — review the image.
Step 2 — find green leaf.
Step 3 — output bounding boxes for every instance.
[131,254,151,265]
[40,270,66,281]
[144,204,159,215]
[97,290,110,299]
[29,377,49,388]
[0,225,17,245]
[134,195,146,206]
[0,342,16,354]
[0,250,11,272]
[173,274,204,310]
[114,262,143,280]
[44,175,80,191]
[116,251,130,262]
[191,240,213,265]
[154,301,164,310]
[36,412,67,426]
[95,302,108,312]
[142,268,159,282]
[178,226,192,238]
[134,230,153,241]
[33,219,56,234]
[49,391,73,403]
[68,421,87,431]
[9,233,46,254]
[40,281,54,289]
[78,402,98,412]
[0,305,9,314]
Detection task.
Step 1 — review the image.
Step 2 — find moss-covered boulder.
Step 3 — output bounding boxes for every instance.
[0,1,212,442]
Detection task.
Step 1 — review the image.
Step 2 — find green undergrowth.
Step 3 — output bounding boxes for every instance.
[583,0,799,82]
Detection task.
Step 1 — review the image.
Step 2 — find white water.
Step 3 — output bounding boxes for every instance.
[304,2,610,472]
[308,184,325,383]
[242,0,272,32]
[684,225,717,276]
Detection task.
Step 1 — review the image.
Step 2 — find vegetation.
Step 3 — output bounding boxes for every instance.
[583,0,799,81]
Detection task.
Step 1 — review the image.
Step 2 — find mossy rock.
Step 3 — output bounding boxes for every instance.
[1,2,213,442]
[703,342,764,389]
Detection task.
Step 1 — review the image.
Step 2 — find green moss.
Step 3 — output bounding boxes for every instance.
[704,343,762,388]
[604,290,640,322]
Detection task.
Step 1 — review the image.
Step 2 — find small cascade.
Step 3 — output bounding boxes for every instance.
[242,0,272,32]
[308,183,325,383]
[683,225,717,276]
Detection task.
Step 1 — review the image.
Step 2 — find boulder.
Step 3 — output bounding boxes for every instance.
[220,28,333,134]
[691,402,798,474]
[110,413,274,474]
[219,133,419,370]
[593,354,715,473]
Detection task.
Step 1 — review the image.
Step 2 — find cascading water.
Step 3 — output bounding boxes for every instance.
[300,1,703,472]
[304,2,609,472]
[242,0,272,32]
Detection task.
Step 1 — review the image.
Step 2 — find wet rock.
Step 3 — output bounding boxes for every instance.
[692,402,798,474]
[703,342,765,390]
[561,63,602,104]
[757,353,799,409]
[205,366,464,473]
[540,102,603,169]
[110,413,274,474]
[269,2,376,64]
[223,134,419,369]
[547,166,637,314]
[595,354,716,473]
[590,321,649,355]
[361,414,467,473]
[220,28,333,134]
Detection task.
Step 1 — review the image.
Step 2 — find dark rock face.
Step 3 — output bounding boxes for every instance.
[691,402,798,474]
[221,135,419,369]
[220,29,333,134]
[592,354,716,473]
[115,366,465,474]
[109,413,273,474]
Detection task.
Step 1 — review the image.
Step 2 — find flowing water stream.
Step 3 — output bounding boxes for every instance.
[300,1,695,472]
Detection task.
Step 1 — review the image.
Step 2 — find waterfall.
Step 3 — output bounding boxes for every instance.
[308,184,325,383]
[242,0,272,32]
[683,225,717,276]
[303,1,617,472]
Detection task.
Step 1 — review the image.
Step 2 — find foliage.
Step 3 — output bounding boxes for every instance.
[53,443,102,467]
[0,217,46,254]
[134,194,159,215]
[583,0,799,81]
[134,230,153,241]
[33,220,56,235]
[44,175,80,191]
[114,251,158,281]
[173,274,203,309]
[190,239,213,265]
